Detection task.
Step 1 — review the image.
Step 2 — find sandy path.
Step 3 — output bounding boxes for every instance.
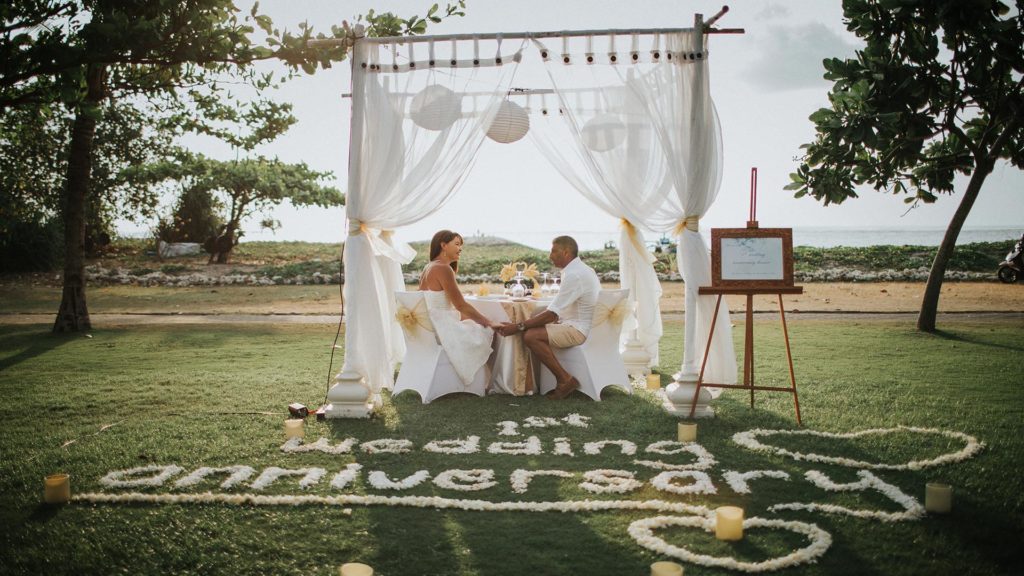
[1,282,1021,325]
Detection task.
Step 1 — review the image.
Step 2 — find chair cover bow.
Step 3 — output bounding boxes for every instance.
[592,299,630,328]
[395,299,433,333]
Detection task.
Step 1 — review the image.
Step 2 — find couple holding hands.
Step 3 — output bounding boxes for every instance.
[418,230,600,400]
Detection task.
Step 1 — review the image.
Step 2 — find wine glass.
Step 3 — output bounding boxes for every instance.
[551,275,561,294]
[540,272,551,296]
[511,277,526,299]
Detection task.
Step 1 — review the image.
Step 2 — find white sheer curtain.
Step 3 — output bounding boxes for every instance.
[642,32,737,386]
[343,38,525,392]
[528,57,669,365]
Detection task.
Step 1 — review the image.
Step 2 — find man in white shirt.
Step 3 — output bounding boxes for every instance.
[497,236,601,399]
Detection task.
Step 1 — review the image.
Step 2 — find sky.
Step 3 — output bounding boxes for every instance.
[128,0,1023,249]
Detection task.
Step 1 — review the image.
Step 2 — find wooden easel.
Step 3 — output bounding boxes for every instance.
[689,167,803,424]
[689,286,803,424]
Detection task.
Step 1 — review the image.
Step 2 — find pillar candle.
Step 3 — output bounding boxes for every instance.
[715,506,744,541]
[646,373,661,390]
[925,482,952,514]
[339,563,374,576]
[677,422,697,443]
[650,560,684,576]
[44,473,71,504]
[284,418,304,439]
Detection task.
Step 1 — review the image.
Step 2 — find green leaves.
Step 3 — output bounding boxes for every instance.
[792,0,1024,209]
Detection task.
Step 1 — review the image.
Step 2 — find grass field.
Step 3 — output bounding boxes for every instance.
[1,317,1021,575]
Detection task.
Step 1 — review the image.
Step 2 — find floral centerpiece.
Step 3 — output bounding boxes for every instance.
[499,261,539,289]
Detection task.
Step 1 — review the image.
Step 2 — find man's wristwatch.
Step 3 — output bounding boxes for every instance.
[516,322,526,332]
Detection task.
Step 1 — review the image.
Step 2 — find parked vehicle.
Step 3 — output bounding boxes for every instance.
[997,233,1024,284]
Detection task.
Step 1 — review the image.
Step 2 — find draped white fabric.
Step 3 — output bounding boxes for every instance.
[642,32,737,386]
[341,28,734,393]
[342,39,525,392]
[527,60,669,365]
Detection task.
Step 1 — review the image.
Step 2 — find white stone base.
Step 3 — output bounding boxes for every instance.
[621,338,651,380]
[323,367,375,419]
[322,402,374,419]
[662,378,716,418]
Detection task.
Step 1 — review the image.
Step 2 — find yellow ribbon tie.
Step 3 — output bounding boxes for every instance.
[672,216,700,237]
[592,299,630,328]
[348,219,369,236]
[620,219,649,256]
[395,300,433,333]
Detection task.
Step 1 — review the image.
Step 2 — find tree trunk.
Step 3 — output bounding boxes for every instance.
[916,159,994,332]
[53,65,106,333]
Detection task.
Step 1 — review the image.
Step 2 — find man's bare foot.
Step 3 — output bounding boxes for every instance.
[548,376,580,400]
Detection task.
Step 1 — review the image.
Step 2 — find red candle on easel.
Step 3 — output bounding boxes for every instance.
[747,167,759,229]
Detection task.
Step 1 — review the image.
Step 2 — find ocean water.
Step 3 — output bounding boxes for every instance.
[489,227,1023,251]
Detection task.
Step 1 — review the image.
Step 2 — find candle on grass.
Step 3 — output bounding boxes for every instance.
[715,506,744,541]
[284,418,304,439]
[925,482,952,514]
[677,422,697,443]
[44,473,71,504]
[650,560,684,576]
[646,373,661,390]
[339,563,373,576]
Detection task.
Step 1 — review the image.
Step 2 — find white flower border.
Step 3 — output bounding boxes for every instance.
[769,470,925,522]
[583,440,637,456]
[251,467,326,491]
[635,442,716,471]
[628,514,832,573]
[367,470,430,490]
[510,469,574,494]
[731,426,984,470]
[360,438,413,454]
[100,465,184,488]
[433,469,497,491]
[75,490,710,517]
[174,466,255,490]
[579,469,643,494]
[723,470,791,494]
[487,436,542,455]
[84,419,986,573]
[423,436,480,455]
[650,471,717,495]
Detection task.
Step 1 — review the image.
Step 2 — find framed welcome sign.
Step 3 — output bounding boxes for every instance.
[710,228,794,289]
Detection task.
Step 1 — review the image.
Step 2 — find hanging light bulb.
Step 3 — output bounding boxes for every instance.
[409,85,462,130]
[486,100,530,143]
[581,113,627,152]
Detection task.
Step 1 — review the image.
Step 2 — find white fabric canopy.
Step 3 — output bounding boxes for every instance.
[527,60,670,366]
[343,39,525,391]
[645,33,737,386]
[340,27,735,392]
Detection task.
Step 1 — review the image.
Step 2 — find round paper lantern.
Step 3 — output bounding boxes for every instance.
[486,101,530,144]
[581,113,626,152]
[409,85,461,131]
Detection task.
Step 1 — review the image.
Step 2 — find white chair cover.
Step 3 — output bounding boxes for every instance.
[391,292,489,404]
[537,289,632,401]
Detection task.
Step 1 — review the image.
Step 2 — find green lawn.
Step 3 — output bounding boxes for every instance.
[0,318,1021,575]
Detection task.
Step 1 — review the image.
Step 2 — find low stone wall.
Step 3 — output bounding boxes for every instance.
[84,265,993,287]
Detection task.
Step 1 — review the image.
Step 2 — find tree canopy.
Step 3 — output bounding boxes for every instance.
[2,0,465,330]
[787,0,1024,331]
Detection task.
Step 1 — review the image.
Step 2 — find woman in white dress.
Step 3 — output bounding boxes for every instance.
[418,230,497,385]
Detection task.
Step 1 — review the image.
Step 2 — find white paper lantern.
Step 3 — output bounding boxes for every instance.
[486,101,530,144]
[581,114,626,152]
[409,85,461,131]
